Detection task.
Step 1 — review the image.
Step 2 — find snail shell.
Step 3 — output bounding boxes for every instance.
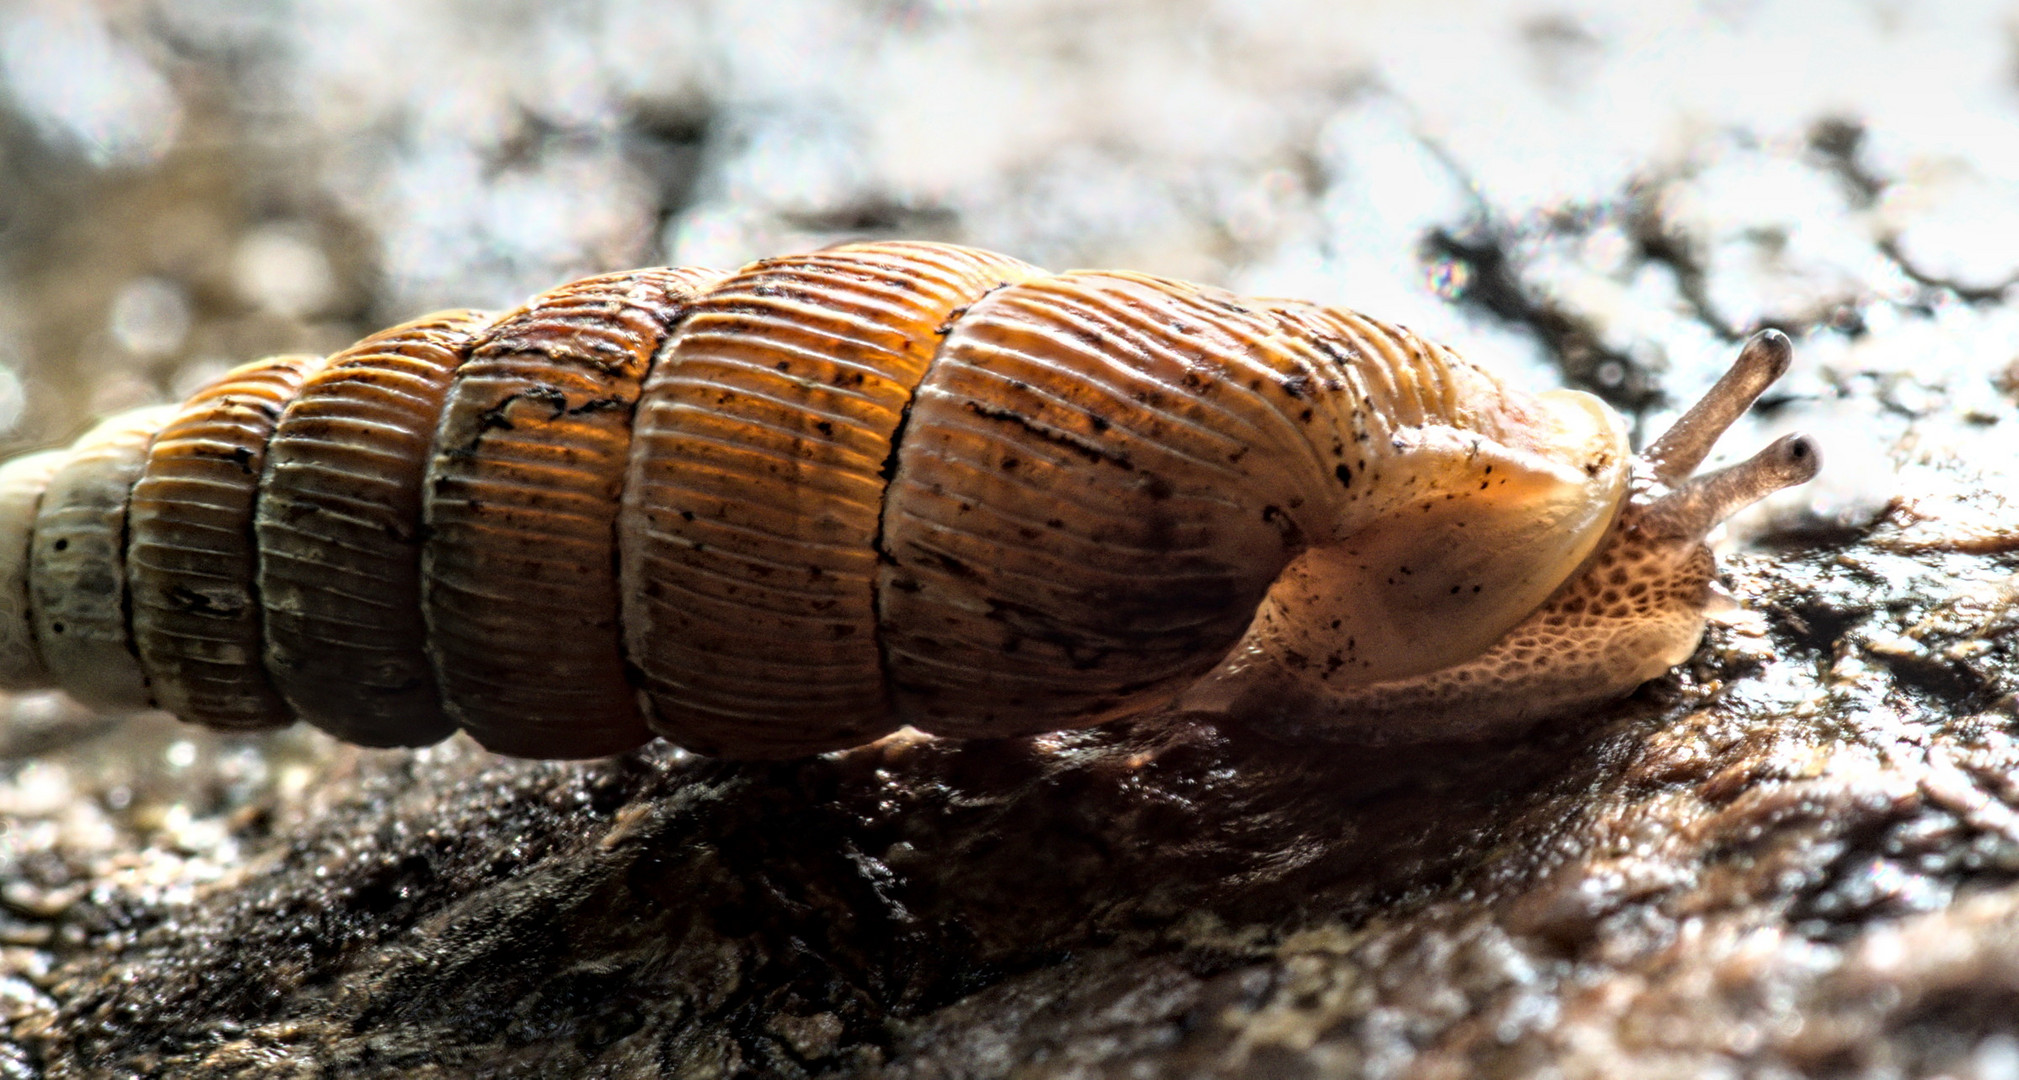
[256,311,495,747]
[0,450,66,690]
[129,354,328,730]
[29,405,180,709]
[0,241,1816,759]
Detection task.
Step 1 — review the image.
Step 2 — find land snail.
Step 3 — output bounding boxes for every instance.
[0,241,1817,761]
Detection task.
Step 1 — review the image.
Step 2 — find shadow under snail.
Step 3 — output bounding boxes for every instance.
[0,241,1818,760]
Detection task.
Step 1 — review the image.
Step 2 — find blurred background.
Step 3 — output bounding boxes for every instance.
[3,0,2016,465]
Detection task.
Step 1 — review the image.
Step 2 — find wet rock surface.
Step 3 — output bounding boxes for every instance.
[2,2,2019,1077]
[10,495,2019,1078]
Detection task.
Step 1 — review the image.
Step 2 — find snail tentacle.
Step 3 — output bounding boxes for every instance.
[1641,329,1793,484]
[1639,432,1820,543]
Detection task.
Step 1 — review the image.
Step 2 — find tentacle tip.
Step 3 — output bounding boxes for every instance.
[1740,328,1794,380]
[1771,431,1822,487]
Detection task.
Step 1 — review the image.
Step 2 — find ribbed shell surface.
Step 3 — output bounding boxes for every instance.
[0,451,65,689]
[620,241,1038,757]
[255,312,495,747]
[1253,298,1543,467]
[877,272,1351,736]
[30,405,179,709]
[0,242,1633,761]
[873,275,1592,740]
[127,354,329,730]
[422,268,724,758]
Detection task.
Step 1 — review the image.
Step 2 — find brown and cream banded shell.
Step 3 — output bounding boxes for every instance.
[0,241,1818,759]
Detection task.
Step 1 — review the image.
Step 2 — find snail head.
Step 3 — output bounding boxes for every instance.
[1595,329,1820,660]
[1456,329,1821,721]
[1187,329,1820,742]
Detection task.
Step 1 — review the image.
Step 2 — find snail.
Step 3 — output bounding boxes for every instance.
[0,241,1816,760]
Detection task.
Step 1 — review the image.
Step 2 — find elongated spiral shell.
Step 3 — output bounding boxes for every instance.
[0,240,1812,759]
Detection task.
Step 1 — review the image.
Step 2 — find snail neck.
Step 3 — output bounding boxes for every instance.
[1179,525,1723,742]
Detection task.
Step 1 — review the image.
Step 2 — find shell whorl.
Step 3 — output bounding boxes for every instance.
[130,353,330,730]
[420,267,726,758]
[621,242,1040,756]
[256,310,497,747]
[30,404,180,709]
[0,241,1641,759]
[0,451,66,690]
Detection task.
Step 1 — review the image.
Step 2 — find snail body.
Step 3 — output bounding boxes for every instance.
[0,241,1816,759]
